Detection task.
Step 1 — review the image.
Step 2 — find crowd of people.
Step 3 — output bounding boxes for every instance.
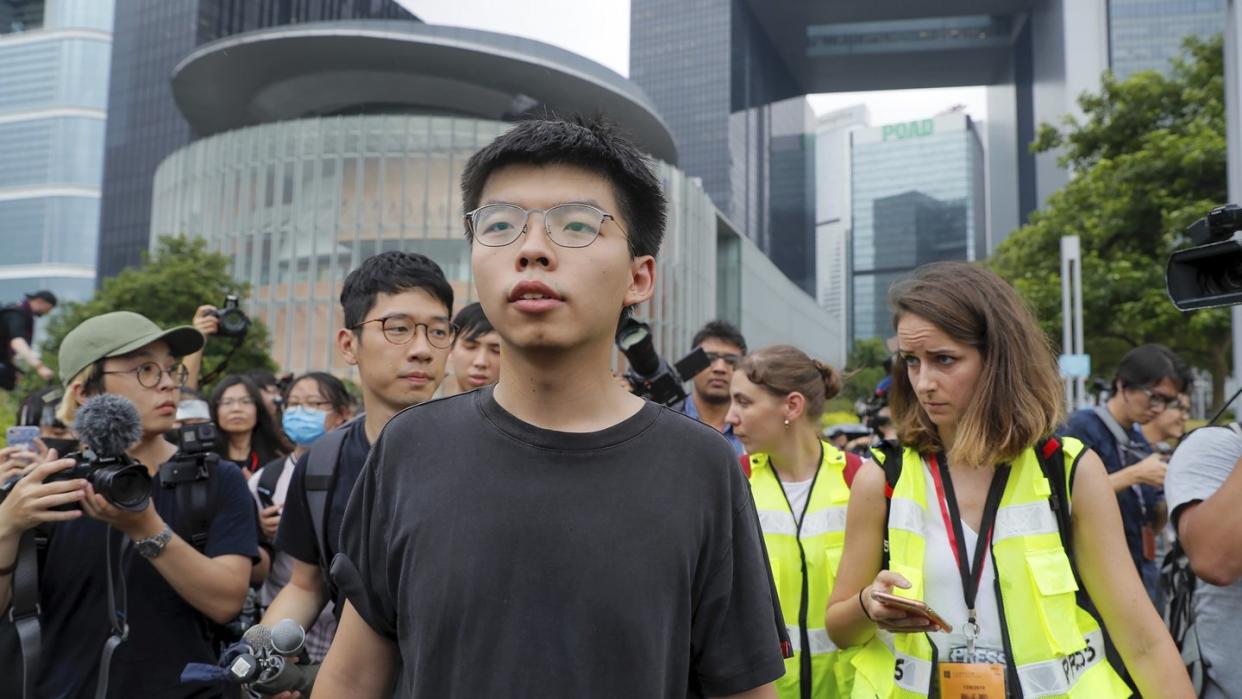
[0,116,1231,698]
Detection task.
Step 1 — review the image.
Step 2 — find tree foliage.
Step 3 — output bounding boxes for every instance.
[842,337,891,404]
[990,35,1229,404]
[28,237,276,395]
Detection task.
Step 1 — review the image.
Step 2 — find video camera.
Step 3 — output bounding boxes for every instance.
[1166,203,1242,309]
[615,317,711,406]
[181,619,319,696]
[211,294,251,339]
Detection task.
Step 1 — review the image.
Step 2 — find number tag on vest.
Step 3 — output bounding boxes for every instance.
[938,662,1006,699]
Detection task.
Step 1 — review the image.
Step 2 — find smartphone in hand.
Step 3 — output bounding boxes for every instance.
[871,591,954,632]
[5,426,39,453]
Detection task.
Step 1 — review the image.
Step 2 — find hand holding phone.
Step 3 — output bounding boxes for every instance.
[871,591,953,633]
[6,426,39,452]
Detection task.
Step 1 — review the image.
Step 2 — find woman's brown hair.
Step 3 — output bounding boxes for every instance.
[739,345,843,420]
[887,261,1064,466]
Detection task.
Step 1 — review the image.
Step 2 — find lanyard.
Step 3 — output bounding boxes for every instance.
[927,453,1010,649]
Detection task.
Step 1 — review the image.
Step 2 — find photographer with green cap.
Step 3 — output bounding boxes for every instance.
[0,311,258,699]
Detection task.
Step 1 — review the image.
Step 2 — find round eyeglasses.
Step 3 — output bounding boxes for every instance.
[465,203,624,248]
[350,315,458,349]
[101,361,190,388]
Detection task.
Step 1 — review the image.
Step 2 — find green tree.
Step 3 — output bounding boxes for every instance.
[843,337,891,404]
[990,35,1229,405]
[25,236,276,396]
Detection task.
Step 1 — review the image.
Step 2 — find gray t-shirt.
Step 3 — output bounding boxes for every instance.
[1166,425,1242,699]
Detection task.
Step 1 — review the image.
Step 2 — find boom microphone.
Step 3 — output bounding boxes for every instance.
[75,394,143,457]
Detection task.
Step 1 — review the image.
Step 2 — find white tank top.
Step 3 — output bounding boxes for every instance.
[921,458,1008,665]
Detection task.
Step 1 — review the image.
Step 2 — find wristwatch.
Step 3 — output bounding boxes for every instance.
[134,526,173,559]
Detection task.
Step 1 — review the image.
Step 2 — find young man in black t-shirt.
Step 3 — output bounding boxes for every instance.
[260,252,453,668]
[320,118,787,698]
[0,311,257,698]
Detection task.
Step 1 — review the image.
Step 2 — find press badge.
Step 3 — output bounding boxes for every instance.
[938,662,1006,698]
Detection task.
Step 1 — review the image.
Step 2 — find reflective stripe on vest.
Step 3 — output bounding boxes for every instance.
[853,439,1131,698]
[749,442,853,698]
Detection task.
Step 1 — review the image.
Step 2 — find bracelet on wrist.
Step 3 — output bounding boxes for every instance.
[858,587,875,622]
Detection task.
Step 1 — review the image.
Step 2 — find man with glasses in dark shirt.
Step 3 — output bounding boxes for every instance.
[260,251,452,682]
[679,320,748,455]
[1062,343,1192,605]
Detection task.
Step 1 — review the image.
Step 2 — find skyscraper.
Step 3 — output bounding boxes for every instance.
[814,105,869,366]
[95,0,415,282]
[631,0,817,295]
[850,112,986,342]
[1108,0,1224,79]
[0,0,114,303]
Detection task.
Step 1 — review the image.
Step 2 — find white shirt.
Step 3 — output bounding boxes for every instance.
[780,476,815,523]
[921,458,1006,665]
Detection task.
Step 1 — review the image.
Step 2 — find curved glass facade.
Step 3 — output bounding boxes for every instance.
[151,114,717,376]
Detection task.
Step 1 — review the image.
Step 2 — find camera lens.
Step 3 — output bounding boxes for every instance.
[219,308,248,335]
[92,463,152,511]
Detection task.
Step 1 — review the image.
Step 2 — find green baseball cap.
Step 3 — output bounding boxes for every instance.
[59,311,205,385]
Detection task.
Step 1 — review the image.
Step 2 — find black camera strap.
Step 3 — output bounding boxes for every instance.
[93,527,130,699]
[11,529,41,699]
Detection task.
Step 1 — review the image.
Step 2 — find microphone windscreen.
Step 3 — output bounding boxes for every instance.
[270,618,306,656]
[75,394,143,457]
[242,623,273,653]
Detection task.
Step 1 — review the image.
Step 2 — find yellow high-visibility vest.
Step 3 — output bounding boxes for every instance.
[849,439,1132,698]
[749,442,857,698]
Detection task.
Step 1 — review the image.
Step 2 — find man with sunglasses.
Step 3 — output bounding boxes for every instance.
[0,311,258,697]
[1062,343,1192,605]
[678,320,748,455]
[259,251,452,687]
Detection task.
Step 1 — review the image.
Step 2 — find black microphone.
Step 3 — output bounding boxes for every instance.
[75,394,143,457]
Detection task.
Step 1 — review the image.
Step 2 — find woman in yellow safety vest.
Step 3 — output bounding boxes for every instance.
[725,344,859,698]
[823,262,1193,698]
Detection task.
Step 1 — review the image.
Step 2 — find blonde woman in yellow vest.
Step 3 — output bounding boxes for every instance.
[725,345,860,698]
[824,262,1193,698]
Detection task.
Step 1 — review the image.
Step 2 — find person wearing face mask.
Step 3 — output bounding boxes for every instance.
[248,372,353,661]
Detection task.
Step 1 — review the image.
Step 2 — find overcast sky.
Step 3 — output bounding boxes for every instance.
[399,0,989,125]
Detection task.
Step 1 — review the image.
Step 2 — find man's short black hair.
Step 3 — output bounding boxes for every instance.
[460,116,667,259]
[452,302,494,343]
[1113,343,1191,394]
[692,320,747,355]
[341,251,454,331]
[26,290,57,306]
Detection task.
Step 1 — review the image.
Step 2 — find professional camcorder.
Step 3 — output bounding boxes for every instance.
[615,317,711,406]
[211,294,251,339]
[1166,203,1242,309]
[0,394,151,511]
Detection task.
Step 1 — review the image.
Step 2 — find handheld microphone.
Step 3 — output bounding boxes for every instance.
[253,656,319,695]
[241,623,273,653]
[270,618,306,656]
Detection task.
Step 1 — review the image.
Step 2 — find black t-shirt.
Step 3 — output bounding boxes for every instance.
[0,303,32,362]
[275,417,371,579]
[35,458,259,698]
[333,387,787,698]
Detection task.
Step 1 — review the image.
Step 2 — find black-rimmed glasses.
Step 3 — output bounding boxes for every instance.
[351,315,458,349]
[1138,386,1179,410]
[101,361,189,388]
[465,203,625,248]
[705,351,741,367]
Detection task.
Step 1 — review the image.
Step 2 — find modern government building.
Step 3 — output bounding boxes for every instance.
[147,19,836,374]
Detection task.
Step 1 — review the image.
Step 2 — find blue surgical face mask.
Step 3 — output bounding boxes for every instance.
[282,406,329,446]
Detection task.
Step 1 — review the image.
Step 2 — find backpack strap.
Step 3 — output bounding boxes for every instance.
[1092,405,1146,462]
[872,440,903,571]
[305,416,363,588]
[10,529,42,699]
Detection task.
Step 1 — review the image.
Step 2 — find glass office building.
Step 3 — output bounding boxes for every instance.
[96,0,414,283]
[0,0,113,304]
[632,0,817,296]
[851,112,986,342]
[1109,0,1223,79]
